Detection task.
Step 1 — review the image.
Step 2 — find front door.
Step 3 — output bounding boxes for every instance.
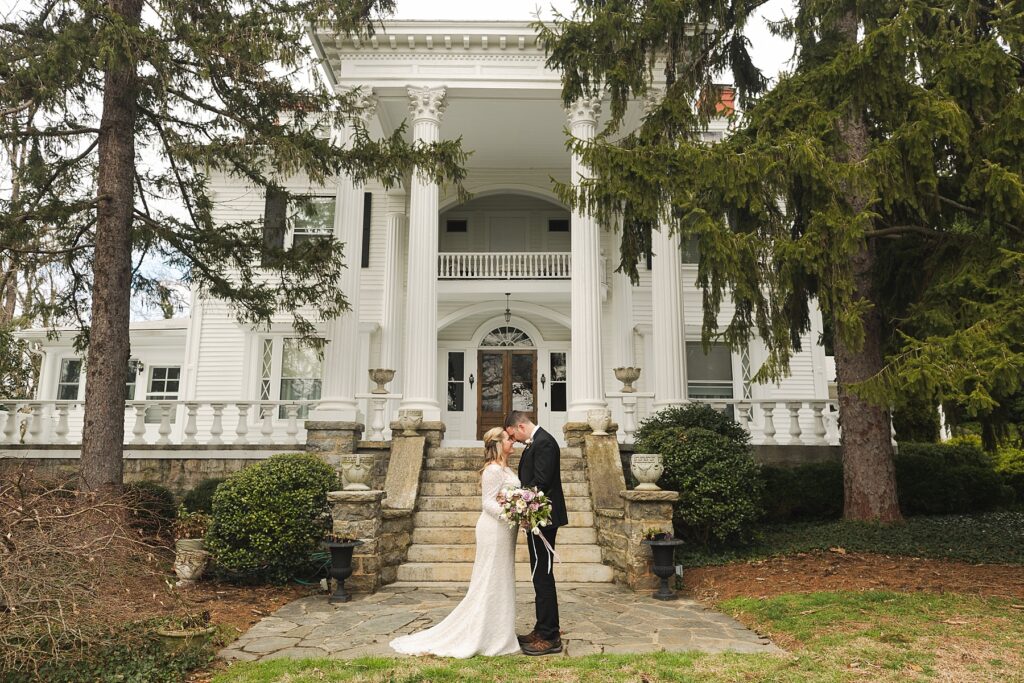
[476,349,537,439]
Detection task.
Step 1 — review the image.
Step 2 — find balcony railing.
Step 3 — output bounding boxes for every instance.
[438,252,571,279]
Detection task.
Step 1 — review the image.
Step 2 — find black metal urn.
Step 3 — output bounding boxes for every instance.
[641,536,685,600]
[322,539,363,603]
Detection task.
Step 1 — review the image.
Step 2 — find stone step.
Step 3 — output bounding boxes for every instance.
[428,446,583,459]
[421,468,589,484]
[412,525,598,545]
[416,495,593,513]
[395,561,614,583]
[418,481,592,497]
[413,510,594,529]
[406,543,603,564]
[424,455,585,470]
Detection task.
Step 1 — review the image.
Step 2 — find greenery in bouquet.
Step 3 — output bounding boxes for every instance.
[496,486,552,533]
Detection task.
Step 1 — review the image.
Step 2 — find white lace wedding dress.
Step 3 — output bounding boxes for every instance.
[389,463,520,658]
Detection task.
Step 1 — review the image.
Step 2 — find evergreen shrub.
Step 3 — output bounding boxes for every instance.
[761,462,844,522]
[635,404,762,545]
[205,453,336,583]
[182,477,226,513]
[124,481,177,536]
[896,442,1015,515]
[995,446,1024,502]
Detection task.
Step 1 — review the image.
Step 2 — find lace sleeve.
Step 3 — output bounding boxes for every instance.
[481,464,506,520]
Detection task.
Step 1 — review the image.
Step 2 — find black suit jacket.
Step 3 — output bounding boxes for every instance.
[517,427,569,528]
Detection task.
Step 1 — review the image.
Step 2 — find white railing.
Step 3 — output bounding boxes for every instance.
[605,396,842,446]
[0,400,321,447]
[438,252,571,279]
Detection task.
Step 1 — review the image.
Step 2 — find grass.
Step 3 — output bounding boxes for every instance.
[211,591,1024,682]
[679,511,1024,567]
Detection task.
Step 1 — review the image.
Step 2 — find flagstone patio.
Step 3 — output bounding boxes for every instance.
[219,583,781,662]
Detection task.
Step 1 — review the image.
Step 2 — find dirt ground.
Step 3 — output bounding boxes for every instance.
[683,550,1024,602]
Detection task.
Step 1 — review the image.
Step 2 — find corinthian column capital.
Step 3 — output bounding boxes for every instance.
[350,88,378,124]
[566,94,602,128]
[407,86,447,123]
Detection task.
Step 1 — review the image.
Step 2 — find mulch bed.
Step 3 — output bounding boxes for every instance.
[683,549,1024,602]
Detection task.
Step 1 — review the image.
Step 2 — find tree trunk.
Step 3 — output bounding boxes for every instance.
[79,0,143,493]
[833,10,902,523]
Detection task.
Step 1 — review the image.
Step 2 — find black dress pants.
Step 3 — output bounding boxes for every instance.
[527,525,560,640]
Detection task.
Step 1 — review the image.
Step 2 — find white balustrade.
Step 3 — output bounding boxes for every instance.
[603,396,841,447]
[437,252,571,279]
[356,393,403,441]
[0,400,320,447]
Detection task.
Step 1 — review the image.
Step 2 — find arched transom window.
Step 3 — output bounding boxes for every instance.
[480,326,533,348]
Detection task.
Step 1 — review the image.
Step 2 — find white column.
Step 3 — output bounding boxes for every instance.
[610,217,635,368]
[400,86,446,421]
[567,96,608,421]
[651,222,688,408]
[380,191,408,386]
[311,91,377,423]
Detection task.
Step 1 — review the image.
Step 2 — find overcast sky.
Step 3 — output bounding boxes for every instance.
[390,0,797,83]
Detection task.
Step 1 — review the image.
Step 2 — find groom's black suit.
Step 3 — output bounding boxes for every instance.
[517,426,566,641]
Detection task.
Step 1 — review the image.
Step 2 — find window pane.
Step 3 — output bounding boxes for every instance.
[282,339,322,379]
[447,383,464,412]
[59,359,81,385]
[687,382,734,399]
[292,197,335,235]
[481,326,533,348]
[448,352,464,381]
[550,353,567,382]
[551,383,567,412]
[57,383,79,401]
[511,354,535,411]
[281,378,322,401]
[480,352,504,413]
[686,343,732,382]
[681,235,700,263]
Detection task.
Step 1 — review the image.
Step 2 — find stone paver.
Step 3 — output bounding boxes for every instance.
[221,584,782,661]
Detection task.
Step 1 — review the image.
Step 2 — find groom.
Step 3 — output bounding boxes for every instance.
[504,411,568,656]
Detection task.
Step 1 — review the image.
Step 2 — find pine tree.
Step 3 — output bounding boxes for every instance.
[537,0,1024,520]
[0,1,466,492]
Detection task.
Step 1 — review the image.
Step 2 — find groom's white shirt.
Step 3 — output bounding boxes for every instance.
[527,424,540,445]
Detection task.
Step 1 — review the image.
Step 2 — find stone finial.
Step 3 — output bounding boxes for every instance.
[566,94,602,126]
[407,85,447,122]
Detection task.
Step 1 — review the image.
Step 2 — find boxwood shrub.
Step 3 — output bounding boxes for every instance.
[635,404,762,545]
[205,453,337,583]
[761,462,844,523]
[182,477,226,513]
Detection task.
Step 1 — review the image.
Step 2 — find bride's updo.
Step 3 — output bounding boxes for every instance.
[481,426,508,471]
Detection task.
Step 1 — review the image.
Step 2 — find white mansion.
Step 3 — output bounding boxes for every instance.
[6,21,836,452]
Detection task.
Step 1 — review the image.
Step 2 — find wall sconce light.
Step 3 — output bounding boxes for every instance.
[468,373,475,389]
[540,373,547,389]
[504,292,512,323]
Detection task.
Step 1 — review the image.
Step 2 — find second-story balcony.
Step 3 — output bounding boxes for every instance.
[438,252,571,280]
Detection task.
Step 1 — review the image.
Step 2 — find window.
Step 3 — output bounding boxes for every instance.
[550,352,567,412]
[125,359,143,400]
[278,339,322,417]
[681,235,700,264]
[548,218,569,233]
[446,219,468,233]
[57,359,82,400]
[686,343,733,399]
[145,366,181,423]
[480,326,533,348]
[360,192,372,268]
[290,195,335,248]
[447,352,465,412]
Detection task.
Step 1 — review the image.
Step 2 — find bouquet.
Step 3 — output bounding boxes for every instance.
[496,486,552,533]
[496,486,559,576]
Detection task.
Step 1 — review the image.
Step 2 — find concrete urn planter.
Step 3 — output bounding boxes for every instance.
[368,368,395,394]
[396,409,423,436]
[586,408,612,436]
[340,453,373,490]
[630,453,665,490]
[173,543,210,588]
[613,366,641,393]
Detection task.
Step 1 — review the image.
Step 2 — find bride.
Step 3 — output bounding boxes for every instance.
[389,426,521,658]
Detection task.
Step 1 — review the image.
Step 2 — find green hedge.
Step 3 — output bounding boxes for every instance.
[205,453,337,583]
[761,441,1017,522]
[635,404,762,545]
[183,477,225,513]
[995,446,1024,502]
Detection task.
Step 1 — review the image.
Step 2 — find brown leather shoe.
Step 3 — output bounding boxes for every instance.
[522,637,563,656]
[517,630,541,646]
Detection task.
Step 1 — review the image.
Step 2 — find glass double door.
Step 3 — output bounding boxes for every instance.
[476,349,537,439]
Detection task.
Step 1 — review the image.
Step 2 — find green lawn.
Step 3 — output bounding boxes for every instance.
[680,511,1024,567]
[211,591,1024,682]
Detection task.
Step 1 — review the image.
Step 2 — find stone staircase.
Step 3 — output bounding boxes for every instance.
[396,446,614,583]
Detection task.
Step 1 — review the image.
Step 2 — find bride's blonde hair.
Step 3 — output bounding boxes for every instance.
[480,426,509,472]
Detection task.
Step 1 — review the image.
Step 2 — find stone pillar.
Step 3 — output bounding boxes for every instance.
[400,86,447,422]
[328,489,385,594]
[621,489,680,591]
[311,91,378,424]
[567,95,608,422]
[651,221,687,408]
